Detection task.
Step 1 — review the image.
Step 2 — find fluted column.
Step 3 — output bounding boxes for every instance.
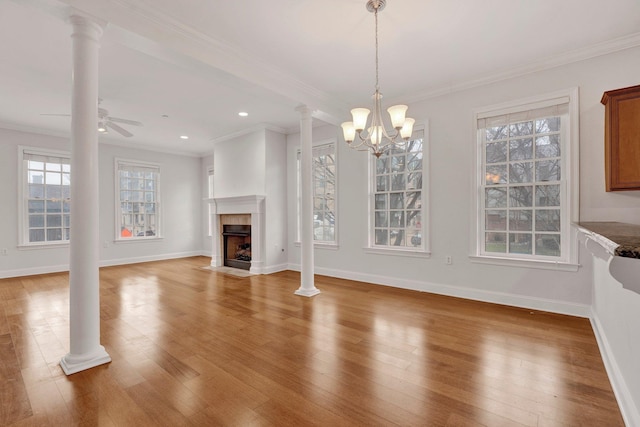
[60,12,111,375]
[295,105,320,297]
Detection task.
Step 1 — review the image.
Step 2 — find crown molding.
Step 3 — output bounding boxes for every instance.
[395,32,640,105]
[209,123,289,145]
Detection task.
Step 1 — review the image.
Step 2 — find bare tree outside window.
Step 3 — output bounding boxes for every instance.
[373,131,424,249]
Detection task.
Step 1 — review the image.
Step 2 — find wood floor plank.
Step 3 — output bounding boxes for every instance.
[0,256,625,426]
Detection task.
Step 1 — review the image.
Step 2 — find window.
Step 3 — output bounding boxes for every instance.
[115,159,160,240]
[370,127,427,253]
[19,147,71,245]
[297,141,337,244]
[473,89,579,268]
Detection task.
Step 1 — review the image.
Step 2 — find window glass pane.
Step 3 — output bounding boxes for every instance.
[30,229,45,242]
[536,160,561,182]
[28,160,44,170]
[536,135,560,158]
[509,121,533,137]
[390,211,404,228]
[28,170,44,184]
[375,212,387,227]
[485,165,507,185]
[509,233,532,254]
[375,194,386,210]
[63,214,70,227]
[535,210,560,231]
[46,214,62,227]
[508,186,532,207]
[486,141,507,163]
[376,176,388,192]
[46,185,61,199]
[389,230,404,246]
[509,138,533,160]
[29,184,44,198]
[390,174,406,191]
[29,215,44,227]
[485,188,507,208]
[375,229,388,245]
[406,210,421,228]
[405,192,421,209]
[509,162,533,183]
[485,232,506,253]
[28,200,44,213]
[45,171,62,185]
[536,117,560,133]
[536,234,560,256]
[486,126,508,142]
[390,193,404,209]
[535,185,560,207]
[509,210,532,231]
[485,210,506,230]
[47,200,62,213]
[376,157,389,174]
[47,228,62,241]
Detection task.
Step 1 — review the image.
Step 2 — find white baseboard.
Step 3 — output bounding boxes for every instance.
[262,263,288,275]
[0,264,70,279]
[0,251,205,279]
[287,263,590,318]
[99,251,203,268]
[590,310,639,427]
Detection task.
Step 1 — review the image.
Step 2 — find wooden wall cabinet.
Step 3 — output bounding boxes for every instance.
[601,85,640,191]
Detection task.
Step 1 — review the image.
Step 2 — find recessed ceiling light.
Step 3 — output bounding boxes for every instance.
[180,135,189,140]
[238,112,248,117]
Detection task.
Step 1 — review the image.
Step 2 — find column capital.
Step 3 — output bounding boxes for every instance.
[68,8,107,40]
[295,104,313,118]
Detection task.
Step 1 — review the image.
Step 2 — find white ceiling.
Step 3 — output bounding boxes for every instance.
[2,0,640,155]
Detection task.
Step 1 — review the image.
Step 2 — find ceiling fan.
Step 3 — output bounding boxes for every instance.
[41,100,143,137]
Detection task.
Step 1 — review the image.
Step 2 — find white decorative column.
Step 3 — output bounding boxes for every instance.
[295,105,320,297]
[60,12,111,375]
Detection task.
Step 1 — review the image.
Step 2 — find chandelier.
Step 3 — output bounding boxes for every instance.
[341,0,415,158]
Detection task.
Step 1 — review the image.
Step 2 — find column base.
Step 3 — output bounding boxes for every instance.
[294,287,321,297]
[60,345,111,375]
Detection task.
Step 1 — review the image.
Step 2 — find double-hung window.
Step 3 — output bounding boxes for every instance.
[115,159,160,240]
[19,147,71,245]
[370,126,428,254]
[296,141,337,245]
[473,89,579,268]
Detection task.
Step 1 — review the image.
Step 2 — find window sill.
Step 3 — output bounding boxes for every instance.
[114,237,164,244]
[294,241,339,250]
[363,247,431,258]
[469,255,579,271]
[18,242,70,250]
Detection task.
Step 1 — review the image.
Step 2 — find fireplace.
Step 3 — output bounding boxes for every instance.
[208,195,265,274]
[222,224,251,270]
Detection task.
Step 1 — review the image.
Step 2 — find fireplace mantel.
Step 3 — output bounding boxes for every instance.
[208,195,265,274]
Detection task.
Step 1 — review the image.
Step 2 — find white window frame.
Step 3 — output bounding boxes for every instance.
[114,158,162,242]
[365,123,430,258]
[17,146,71,248]
[296,139,338,248]
[470,88,579,271]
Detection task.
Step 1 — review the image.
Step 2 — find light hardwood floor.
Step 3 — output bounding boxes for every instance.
[0,257,624,426]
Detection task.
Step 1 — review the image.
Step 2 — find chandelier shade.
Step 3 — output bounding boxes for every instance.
[342,0,415,157]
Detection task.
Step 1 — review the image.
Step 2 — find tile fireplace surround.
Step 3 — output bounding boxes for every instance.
[208,195,265,274]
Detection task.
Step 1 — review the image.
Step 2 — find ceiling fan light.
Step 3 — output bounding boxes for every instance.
[387,105,408,129]
[351,108,370,131]
[98,122,107,132]
[400,118,415,140]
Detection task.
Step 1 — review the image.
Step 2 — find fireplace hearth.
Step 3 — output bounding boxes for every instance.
[222,224,251,270]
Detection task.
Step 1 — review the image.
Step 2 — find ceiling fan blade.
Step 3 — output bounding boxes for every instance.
[108,117,142,126]
[40,113,71,117]
[106,122,133,137]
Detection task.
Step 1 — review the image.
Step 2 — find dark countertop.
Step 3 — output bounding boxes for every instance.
[577,222,640,259]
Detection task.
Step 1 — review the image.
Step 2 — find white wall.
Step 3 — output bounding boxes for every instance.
[0,128,203,278]
[213,130,266,198]
[286,46,640,316]
[264,129,288,271]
